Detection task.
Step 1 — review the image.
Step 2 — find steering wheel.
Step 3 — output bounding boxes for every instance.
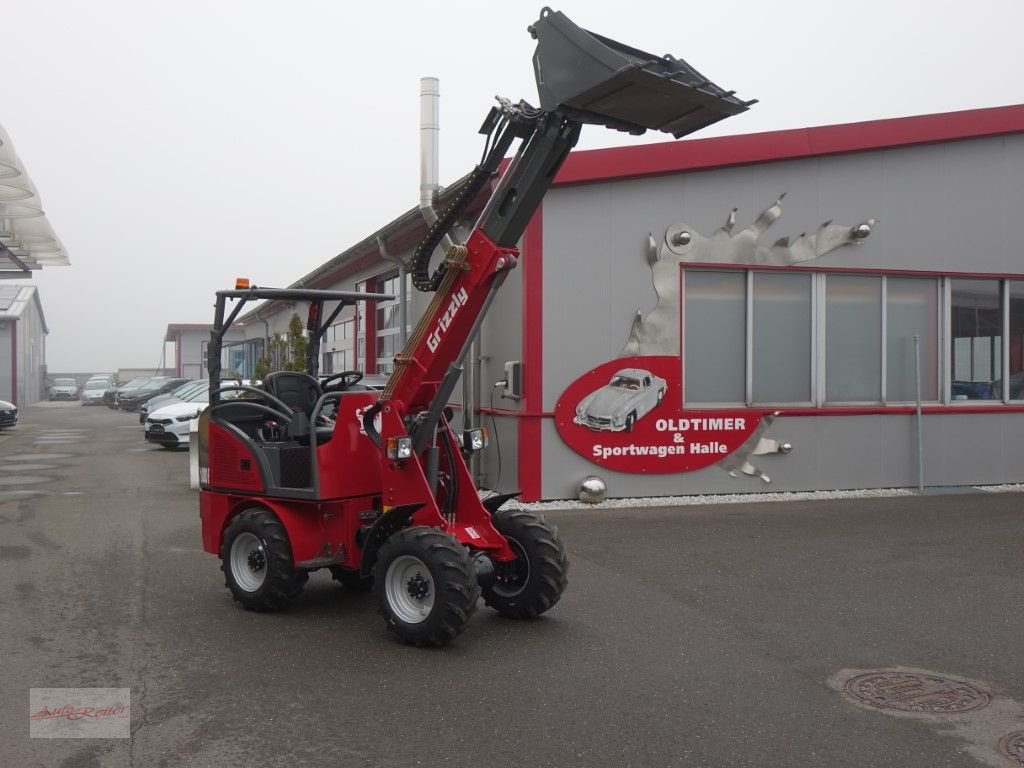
[321,370,363,393]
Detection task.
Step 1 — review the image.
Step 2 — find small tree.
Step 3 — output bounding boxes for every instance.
[285,313,308,372]
[254,312,308,379]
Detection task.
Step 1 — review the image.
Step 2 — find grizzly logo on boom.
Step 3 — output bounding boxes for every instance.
[427,287,469,352]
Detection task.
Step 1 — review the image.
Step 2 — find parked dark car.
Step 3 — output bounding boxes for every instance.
[0,398,17,428]
[118,377,191,412]
[104,376,150,409]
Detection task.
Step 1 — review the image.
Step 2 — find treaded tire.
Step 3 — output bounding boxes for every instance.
[373,526,480,646]
[483,509,569,619]
[221,507,304,612]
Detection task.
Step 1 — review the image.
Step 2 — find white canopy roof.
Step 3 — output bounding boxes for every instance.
[0,123,69,277]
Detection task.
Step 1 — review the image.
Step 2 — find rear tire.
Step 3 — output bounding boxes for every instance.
[483,509,568,619]
[373,527,480,646]
[221,507,304,611]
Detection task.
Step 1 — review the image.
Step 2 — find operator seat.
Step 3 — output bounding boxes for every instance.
[262,372,332,445]
[263,372,322,414]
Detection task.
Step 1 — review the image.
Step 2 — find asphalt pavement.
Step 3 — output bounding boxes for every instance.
[1,402,1022,767]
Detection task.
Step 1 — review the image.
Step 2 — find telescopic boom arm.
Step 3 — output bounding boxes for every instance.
[364,7,752,539]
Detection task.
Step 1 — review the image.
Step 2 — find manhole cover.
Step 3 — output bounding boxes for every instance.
[843,671,990,714]
[1000,731,1024,764]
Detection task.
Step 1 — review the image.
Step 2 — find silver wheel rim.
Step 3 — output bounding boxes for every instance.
[385,555,434,624]
[230,532,268,592]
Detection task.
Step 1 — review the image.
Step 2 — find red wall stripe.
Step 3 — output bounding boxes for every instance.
[554,104,1024,186]
[486,405,1024,418]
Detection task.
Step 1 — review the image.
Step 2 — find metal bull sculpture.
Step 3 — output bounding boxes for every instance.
[622,194,877,356]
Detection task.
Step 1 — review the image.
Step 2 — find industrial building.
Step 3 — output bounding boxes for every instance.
[192,103,1024,501]
[1,123,69,405]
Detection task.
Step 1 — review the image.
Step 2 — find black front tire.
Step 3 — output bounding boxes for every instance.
[373,527,480,646]
[483,509,569,619]
[221,507,304,612]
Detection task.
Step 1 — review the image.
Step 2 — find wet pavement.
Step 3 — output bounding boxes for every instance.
[1,402,1023,767]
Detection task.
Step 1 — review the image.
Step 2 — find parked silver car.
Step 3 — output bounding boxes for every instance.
[49,377,80,401]
[81,379,110,405]
[574,368,667,432]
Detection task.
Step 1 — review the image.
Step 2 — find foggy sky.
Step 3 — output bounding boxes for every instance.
[3,0,1023,372]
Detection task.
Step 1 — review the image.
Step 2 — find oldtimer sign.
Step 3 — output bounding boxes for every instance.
[554,356,771,474]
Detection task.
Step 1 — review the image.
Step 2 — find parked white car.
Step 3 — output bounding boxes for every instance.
[143,382,252,448]
[144,401,207,449]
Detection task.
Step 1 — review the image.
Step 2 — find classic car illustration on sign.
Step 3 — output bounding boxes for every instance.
[574,368,667,432]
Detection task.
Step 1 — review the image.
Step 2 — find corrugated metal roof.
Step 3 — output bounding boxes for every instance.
[0,283,48,332]
[0,123,70,276]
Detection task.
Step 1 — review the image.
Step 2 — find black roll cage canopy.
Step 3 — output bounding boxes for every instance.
[207,286,394,406]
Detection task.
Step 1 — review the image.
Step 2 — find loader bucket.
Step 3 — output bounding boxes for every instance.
[529,7,754,138]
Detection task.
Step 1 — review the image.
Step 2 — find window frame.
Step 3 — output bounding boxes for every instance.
[683,266,957,409]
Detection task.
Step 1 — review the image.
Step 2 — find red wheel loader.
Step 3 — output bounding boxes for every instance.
[197,7,753,645]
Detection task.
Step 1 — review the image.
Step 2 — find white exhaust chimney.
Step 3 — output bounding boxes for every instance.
[419,77,452,250]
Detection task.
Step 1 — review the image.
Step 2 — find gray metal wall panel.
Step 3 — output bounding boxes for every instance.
[14,300,46,406]
[540,413,1024,500]
[477,251,523,491]
[535,134,1024,499]
[0,330,11,402]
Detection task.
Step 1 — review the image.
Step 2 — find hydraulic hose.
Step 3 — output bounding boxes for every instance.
[410,165,493,292]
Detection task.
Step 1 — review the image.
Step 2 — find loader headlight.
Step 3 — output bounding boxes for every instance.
[386,435,414,460]
[462,427,489,452]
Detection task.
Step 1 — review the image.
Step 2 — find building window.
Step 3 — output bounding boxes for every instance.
[684,271,746,403]
[1008,281,1024,400]
[203,338,263,380]
[951,279,1001,400]
[374,272,412,375]
[752,272,812,404]
[887,277,938,402]
[684,268,942,407]
[323,318,354,375]
[323,349,351,374]
[826,275,881,403]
